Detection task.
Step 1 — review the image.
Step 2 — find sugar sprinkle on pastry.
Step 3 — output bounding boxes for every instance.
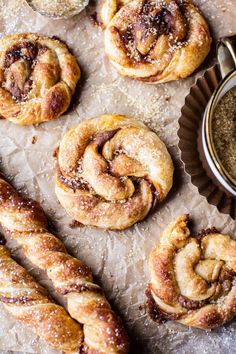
[0,33,80,125]
[54,114,174,230]
[101,0,212,83]
[148,214,236,330]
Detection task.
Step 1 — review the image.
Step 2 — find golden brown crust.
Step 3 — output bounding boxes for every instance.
[0,240,82,352]
[147,214,236,330]
[54,114,173,230]
[101,0,212,83]
[0,33,80,125]
[0,176,129,353]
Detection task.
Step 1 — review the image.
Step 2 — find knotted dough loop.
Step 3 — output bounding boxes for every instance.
[147,214,236,330]
[55,114,173,230]
[0,33,80,125]
[101,0,212,83]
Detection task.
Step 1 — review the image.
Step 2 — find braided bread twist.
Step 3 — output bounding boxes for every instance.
[55,114,173,230]
[0,236,82,352]
[0,176,129,353]
[100,0,211,83]
[0,33,80,125]
[147,214,236,329]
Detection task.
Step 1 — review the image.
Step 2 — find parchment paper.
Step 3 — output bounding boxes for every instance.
[0,0,236,353]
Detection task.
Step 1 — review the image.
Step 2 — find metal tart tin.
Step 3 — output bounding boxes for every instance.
[26,0,88,19]
[178,36,236,219]
[202,35,236,198]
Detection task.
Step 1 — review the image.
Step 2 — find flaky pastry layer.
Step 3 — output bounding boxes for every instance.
[0,33,80,125]
[148,214,236,330]
[101,0,212,83]
[55,114,174,230]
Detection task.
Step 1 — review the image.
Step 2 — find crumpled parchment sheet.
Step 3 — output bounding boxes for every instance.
[0,0,236,353]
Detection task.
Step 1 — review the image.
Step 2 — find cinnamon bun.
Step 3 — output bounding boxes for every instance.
[147,214,236,329]
[0,33,80,125]
[101,0,212,83]
[54,114,174,230]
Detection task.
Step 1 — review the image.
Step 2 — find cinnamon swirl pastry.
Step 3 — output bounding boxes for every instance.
[0,33,80,125]
[147,214,236,329]
[101,0,212,83]
[54,114,174,230]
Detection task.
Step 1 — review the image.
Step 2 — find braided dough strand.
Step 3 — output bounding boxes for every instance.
[55,114,173,230]
[0,33,80,125]
[148,214,236,329]
[101,0,212,83]
[0,176,129,353]
[0,239,82,352]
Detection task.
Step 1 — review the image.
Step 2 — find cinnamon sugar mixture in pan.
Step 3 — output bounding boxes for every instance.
[212,86,236,181]
[29,0,88,17]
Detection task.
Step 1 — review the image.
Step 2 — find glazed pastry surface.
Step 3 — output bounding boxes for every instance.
[0,33,80,125]
[0,175,129,354]
[148,214,236,330]
[101,0,212,83]
[0,238,82,352]
[55,114,174,230]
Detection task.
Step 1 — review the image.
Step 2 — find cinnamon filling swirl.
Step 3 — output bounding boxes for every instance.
[146,286,182,323]
[117,2,187,63]
[5,42,38,67]
[56,128,160,209]
[4,42,46,102]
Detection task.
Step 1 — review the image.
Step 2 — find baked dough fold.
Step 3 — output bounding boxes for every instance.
[54,114,174,230]
[101,0,212,83]
[0,33,80,125]
[147,214,236,329]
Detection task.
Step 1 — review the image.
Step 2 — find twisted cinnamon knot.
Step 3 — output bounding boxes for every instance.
[0,242,82,352]
[0,33,80,125]
[101,0,211,83]
[55,114,173,230]
[0,176,129,353]
[147,214,236,330]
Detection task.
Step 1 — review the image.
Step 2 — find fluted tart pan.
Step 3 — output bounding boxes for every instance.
[178,64,236,219]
